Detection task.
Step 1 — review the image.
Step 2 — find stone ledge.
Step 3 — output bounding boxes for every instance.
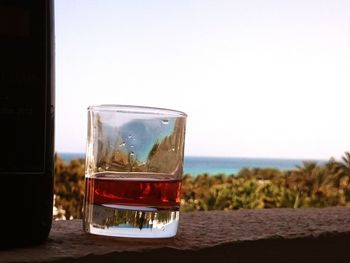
[1,207,350,263]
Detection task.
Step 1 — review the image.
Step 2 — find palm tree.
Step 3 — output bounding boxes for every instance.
[295,161,319,192]
[337,152,350,174]
[291,161,319,207]
[330,152,350,188]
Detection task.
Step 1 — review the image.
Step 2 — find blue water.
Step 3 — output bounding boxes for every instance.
[183,156,319,175]
[59,153,325,176]
[59,153,85,163]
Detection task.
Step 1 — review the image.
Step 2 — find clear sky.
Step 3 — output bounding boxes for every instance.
[55,0,350,159]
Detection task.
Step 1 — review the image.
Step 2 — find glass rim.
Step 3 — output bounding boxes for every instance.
[87,104,187,117]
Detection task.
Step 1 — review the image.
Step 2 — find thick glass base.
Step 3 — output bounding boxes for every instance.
[83,204,179,238]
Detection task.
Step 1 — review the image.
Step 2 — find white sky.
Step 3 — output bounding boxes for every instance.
[55,0,350,159]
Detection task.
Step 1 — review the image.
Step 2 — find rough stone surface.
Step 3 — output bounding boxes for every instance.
[1,207,350,263]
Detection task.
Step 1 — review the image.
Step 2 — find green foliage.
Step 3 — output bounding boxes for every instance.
[54,152,350,220]
[54,155,85,220]
[181,153,350,212]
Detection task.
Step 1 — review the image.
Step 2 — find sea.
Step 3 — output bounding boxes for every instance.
[58,153,326,176]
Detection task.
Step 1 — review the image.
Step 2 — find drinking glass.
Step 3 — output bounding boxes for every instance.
[83,105,187,238]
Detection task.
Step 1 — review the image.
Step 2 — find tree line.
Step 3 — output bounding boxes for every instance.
[54,152,350,220]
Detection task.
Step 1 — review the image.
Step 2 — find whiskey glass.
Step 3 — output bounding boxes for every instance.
[83,105,187,238]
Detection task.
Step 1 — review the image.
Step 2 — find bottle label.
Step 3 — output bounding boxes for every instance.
[0,3,48,174]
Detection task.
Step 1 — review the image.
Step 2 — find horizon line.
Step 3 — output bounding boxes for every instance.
[56,152,330,161]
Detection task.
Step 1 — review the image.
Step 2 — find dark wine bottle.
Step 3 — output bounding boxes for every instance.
[0,0,54,247]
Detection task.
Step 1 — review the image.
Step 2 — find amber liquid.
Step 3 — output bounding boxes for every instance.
[85,177,181,209]
[83,173,182,238]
